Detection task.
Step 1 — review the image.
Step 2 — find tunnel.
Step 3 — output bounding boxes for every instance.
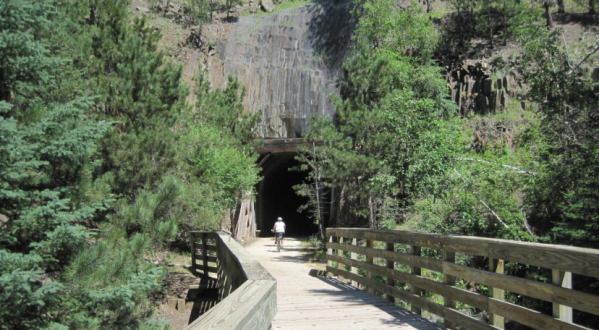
[256,152,320,237]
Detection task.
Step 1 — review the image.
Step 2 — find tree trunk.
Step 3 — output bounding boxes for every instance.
[488,11,494,49]
[544,1,554,28]
[557,0,565,14]
[164,0,172,17]
[426,0,432,13]
[368,196,375,229]
[89,5,97,24]
[590,0,596,15]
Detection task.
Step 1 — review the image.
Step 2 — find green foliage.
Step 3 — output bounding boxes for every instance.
[174,73,261,230]
[186,0,212,25]
[0,0,260,329]
[0,0,59,109]
[0,250,65,330]
[301,0,458,228]
[115,177,182,250]
[511,12,599,247]
[196,74,261,145]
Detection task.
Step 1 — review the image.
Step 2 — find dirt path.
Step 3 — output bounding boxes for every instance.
[245,237,444,330]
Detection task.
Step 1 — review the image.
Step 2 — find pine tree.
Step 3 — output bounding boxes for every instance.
[303,0,457,228]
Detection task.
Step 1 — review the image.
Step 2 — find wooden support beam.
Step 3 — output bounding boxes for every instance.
[411,245,422,315]
[257,153,271,167]
[337,236,346,282]
[489,258,505,329]
[327,235,334,270]
[444,251,456,330]
[366,239,374,295]
[202,233,209,278]
[552,270,573,323]
[350,238,358,287]
[386,243,395,303]
[191,232,197,275]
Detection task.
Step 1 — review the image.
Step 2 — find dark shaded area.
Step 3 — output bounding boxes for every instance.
[187,278,219,324]
[257,153,318,237]
[308,0,357,71]
[553,12,599,27]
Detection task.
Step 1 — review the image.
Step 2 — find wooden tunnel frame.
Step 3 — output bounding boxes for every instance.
[326,228,599,330]
[185,231,277,330]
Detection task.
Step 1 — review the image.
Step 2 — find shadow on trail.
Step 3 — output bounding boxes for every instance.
[299,276,445,329]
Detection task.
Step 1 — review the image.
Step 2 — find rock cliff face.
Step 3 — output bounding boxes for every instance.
[206,2,354,138]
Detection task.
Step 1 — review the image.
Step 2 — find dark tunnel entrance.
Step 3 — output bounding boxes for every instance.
[256,153,319,237]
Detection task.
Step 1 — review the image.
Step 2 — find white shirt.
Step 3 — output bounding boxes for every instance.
[274,221,286,233]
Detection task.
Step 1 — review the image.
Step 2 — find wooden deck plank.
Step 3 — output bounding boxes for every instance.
[245,237,446,330]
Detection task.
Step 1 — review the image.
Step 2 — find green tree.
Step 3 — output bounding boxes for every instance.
[512,10,599,247]
[302,0,458,228]
[0,0,59,115]
[225,0,243,19]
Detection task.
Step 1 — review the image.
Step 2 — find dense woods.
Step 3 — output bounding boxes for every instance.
[295,0,598,327]
[1,0,598,329]
[300,0,599,250]
[0,0,259,329]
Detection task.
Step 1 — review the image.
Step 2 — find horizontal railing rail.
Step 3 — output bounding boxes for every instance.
[185,231,277,330]
[326,228,599,330]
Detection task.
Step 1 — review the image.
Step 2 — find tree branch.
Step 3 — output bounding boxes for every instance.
[455,158,536,175]
[568,43,599,76]
[453,167,510,229]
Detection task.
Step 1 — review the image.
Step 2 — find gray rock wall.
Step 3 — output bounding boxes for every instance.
[206,1,354,138]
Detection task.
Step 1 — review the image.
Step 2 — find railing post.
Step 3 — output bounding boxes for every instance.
[386,242,395,303]
[366,239,374,294]
[350,238,358,287]
[552,270,573,323]
[191,232,197,275]
[337,236,345,282]
[489,258,505,329]
[327,235,335,269]
[443,251,456,329]
[202,233,209,278]
[410,245,422,315]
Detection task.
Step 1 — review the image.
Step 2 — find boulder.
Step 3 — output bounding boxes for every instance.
[260,0,275,12]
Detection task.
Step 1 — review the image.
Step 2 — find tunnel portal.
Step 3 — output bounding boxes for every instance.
[256,139,322,237]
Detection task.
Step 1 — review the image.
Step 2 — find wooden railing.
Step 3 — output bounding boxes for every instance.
[184,231,277,330]
[326,228,599,330]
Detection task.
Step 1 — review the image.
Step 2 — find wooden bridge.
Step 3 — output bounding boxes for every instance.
[184,229,599,330]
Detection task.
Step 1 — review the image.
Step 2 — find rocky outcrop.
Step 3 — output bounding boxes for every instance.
[447,60,518,116]
[205,2,354,138]
[260,0,275,13]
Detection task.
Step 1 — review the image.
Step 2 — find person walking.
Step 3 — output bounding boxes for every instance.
[272,217,286,247]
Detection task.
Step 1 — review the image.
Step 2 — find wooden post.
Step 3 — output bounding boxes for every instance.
[410,246,422,315]
[191,232,197,275]
[552,270,573,323]
[443,251,456,329]
[202,233,209,278]
[327,235,334,269]
[366,239,374,294]
[350,238,358,287]
[386,242,395,303]
[337,236,345,282]
[489,258,505,329]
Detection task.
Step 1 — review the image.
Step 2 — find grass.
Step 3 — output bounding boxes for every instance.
[241,0,312,17]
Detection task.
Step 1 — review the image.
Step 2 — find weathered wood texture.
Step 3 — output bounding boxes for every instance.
[255,138,323,155]
[186,231,277,330]
[245,237,443,330]
[190,232,218,279]
[234,199,257,241]
[326,228,599,330]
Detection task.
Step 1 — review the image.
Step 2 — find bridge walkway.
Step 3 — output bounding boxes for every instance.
[245,237,445,330]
